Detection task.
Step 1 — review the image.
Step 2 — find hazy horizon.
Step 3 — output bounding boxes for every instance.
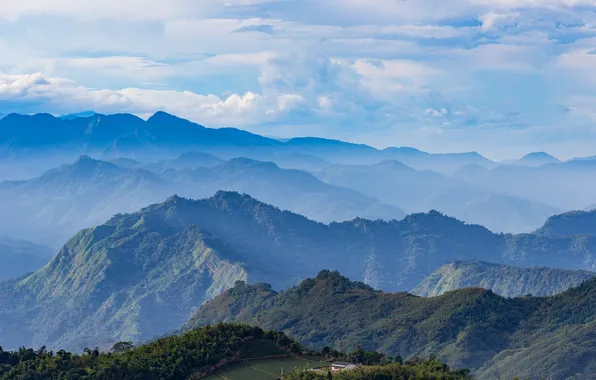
[2,1,596,159]
[0,110,586,162]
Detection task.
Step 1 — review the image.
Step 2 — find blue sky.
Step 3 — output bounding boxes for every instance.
[1,0,596,159]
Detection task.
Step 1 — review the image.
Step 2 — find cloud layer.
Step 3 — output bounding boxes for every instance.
[1,0,596,158]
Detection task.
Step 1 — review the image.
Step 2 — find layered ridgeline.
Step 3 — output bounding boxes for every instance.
[411,261,595,298]
[188,270,596,380]
[534,209,596,237]
[0,112,494,176]
[454,159,596,211]
[0,156,403,246]
[315,161,560,233]
[0,237,54,281]
[3,192,596,352]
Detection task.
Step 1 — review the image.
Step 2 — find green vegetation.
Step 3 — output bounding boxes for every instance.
[3,191,596,355]
[412,261,595,298]
[204,358,322,380]
[188,270,596,379]
[286,358,473,380]
[0,323,301,380]
[0,322,466,380]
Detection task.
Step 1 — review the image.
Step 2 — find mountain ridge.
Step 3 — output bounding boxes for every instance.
[0,112,496,173]
[411,260,596,298]
[188,270,596,379]
[2,191,596,353]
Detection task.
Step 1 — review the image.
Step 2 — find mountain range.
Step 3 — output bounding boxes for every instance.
[314,161,560,233]
[0,155,403,246]
[454,160,596,210]
[411,260,595,298]
[4,111,596,235]
[0,112,495,176]
[2,192,596,353]
[188,270,596,380]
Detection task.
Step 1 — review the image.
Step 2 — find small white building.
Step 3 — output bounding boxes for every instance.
[330,362,359,372]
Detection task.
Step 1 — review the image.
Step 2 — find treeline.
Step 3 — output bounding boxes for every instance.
[0,322,474,380]
[0,323,295,380]
[286,357,473,379]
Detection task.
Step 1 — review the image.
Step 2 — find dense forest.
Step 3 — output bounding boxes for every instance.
[189,270,596,379]
[0,323,293,379]
[5,191,596,354]
[0,322,472,380]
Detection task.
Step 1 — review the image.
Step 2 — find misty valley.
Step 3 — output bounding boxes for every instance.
[0,112,596,379]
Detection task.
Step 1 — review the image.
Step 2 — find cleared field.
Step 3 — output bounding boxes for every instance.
[205,357,326,380]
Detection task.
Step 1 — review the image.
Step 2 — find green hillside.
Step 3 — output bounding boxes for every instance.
[188,270,596,380]
[3,191,596,353]
[412,261,595,298]
[0,323,294,379]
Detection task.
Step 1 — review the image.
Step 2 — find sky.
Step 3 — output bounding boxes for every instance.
[1,0,596,159]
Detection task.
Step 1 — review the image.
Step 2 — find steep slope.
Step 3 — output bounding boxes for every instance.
[0,237,54,281]
[411,261,595,298]
[0,206,251,351]
[3,192,596,352]
[188,271,596,380]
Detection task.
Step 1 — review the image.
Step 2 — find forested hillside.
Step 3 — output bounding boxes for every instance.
[188,270,596,380]
[3,192,596,353]
[0,324,292,379]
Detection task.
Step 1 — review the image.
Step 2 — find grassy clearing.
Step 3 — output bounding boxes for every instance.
[205,357,326,380]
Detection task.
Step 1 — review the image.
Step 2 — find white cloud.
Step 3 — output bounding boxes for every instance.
[478,11,520,32]
[0,73,302,126]
[1,0,596,157]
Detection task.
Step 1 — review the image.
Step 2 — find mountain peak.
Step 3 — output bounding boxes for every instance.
[515,152,561,166]
[219,157,279,171]
[71,155,116,170]
[147,111,184,124]
[59,111,97,120]
[74,154,95,163]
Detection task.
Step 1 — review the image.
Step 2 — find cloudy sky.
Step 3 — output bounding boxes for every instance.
[1,0,596,159]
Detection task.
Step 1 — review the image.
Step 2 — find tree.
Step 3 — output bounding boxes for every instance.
[290,342,302,354]
[111,341,134,353]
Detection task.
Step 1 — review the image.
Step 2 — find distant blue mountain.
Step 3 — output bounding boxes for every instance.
[59,111,97,120]
[512,152,561,167]
[0,111,496,173]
